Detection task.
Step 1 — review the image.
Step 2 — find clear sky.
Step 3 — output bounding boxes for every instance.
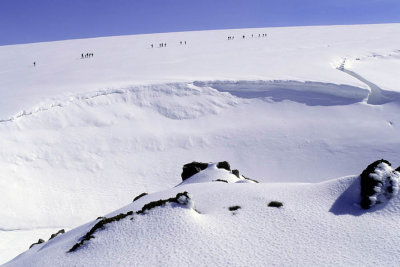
[1,0,399,45]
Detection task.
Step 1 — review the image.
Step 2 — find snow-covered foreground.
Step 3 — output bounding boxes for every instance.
[1,23,400,263]
[5,164,400,266]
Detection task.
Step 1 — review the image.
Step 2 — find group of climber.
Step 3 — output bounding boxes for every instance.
[150,40,187,48]
[81,53,94,58]
[228,33,268,40]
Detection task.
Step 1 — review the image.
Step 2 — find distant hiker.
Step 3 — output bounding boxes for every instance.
[258,34,260,37]
[180,41,182,45]
[81,53,84,58]
[184,41,186,45]
[164,43,166,47]
[252,34,253,38]
[242,35,245,39]
[33,61,36,67]
[228,36,230,40]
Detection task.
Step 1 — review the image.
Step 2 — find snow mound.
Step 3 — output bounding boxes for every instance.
[5,164,400,266]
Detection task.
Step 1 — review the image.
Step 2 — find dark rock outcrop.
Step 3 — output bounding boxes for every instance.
[29,239,45,249]
[360,159,400,209]
[69,192,192,253]
[231,169,240,178]
[268,201,283,208]
[213,179,228,183]
[133,192,148,202]
[217,161,231,171]
[49,229,65,240]
[181,162,208,181]
[228,206,241,211]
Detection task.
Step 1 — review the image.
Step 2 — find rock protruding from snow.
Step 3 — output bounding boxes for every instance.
[179,162,258,185]
[48,229,65,241]
[216,161,231,171]
[360,159,400,209]
[132,192,148,202]
[29,239,44,250]
[69,192,193,253]
[181,161,233,181]
[181,162,209,181]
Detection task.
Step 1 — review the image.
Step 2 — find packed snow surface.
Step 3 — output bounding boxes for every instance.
[5,166,400,266]
[1,23,400,263]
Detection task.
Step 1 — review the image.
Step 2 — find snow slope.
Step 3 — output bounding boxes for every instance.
[1,23,400,263]
[5,165,400,266]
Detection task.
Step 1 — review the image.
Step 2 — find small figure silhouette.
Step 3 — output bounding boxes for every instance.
[33,62,36,67]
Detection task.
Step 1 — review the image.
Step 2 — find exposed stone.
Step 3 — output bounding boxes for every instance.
[231,169,240,178]
[181,162,208,181]
[49,229,65,240]
[268,201,283,208]
[29,239,45,249]
[360,159,399,209]
[217,161,231,171]
[133,192,148,202]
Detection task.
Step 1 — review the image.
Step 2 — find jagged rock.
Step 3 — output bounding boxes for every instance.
[360,159,400,209]
[232,169,240,178]
[29,239,45,249]
[49,229,65,240]
[181,162,208,181]
[217,161,231,171]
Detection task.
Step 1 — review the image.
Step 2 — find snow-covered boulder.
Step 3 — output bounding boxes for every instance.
[360,159,400,209]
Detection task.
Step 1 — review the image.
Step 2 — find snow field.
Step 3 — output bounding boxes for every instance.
[1,23,400,263]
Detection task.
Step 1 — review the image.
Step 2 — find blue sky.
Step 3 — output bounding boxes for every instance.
[1,0,399,45]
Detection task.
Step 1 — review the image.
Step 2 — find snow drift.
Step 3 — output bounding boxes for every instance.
[5,161,400,266]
